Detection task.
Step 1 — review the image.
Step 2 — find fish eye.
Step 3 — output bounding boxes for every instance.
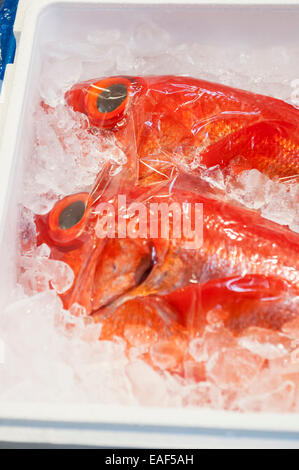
[84,77,133,129]
[59,200,86,230]
[48,193,91,246]
[97,83,128,114]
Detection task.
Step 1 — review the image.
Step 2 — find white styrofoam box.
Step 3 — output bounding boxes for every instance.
[1,0,299,448]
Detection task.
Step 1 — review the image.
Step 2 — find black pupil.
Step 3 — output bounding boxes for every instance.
[59,200,86,230]
[97,83,127,114]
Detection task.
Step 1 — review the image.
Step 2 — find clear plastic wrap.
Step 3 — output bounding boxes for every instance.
[3,28,299,410]
[21,74,299,385]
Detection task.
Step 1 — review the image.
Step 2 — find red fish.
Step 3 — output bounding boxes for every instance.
[66,75,299,182]
[35,184,299,317]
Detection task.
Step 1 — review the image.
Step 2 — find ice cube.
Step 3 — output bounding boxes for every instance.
[262,181,294,226]
[87,29,121,46]
[200,166,226,191]
[237,376,295,412]
[238,366,296,412]
[36,243,51,258]
[238,327,292,360]
[189,337,206,362]
[79,58,115,81]
[183,361,206,383]
[22,193,58,216]
[150,340,185,371]
[131,23,171,57]
[182,381,224,409]
[206,347,264,390]
[39,57,82,107]
[0,290,63,359]
[19,206,37,254]
[225,167,297,230]
[140,53,182,75]
[206,308,228,327]
[203,326,237,359]
[231,169,269,210]
[126,360,169,406]
[69,303,87,317]
[20,248,74,295]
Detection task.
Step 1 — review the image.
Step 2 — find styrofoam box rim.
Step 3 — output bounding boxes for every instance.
[1,0,299,447]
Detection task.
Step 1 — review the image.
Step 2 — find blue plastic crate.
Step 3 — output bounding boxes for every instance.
[0,0,18,83]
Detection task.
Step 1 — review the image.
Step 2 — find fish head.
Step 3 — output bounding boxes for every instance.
[35,191,158,315]
[65,76,147,184]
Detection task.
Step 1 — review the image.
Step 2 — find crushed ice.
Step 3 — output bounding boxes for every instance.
[1,23,299,411]
[198,166,299,232]
[22,104,127,215]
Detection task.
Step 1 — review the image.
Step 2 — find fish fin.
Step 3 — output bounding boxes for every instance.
[200,120,295,172]
[164,274,290,331]
[201,274,290,310]
[94,296,188,373]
